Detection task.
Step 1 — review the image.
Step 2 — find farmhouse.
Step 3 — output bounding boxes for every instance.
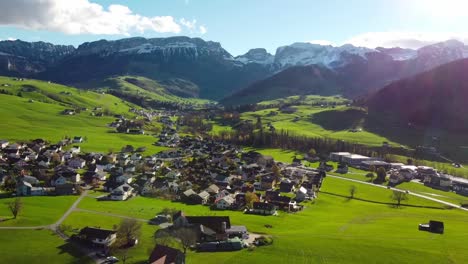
[250,202,277,215]
[78,227,117,247]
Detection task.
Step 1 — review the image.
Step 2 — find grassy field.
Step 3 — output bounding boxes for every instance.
[98,76,213,105]
[0,196,78,227]
[257,95,350,106]
[239,105,399,147]
[0,77,136,115]
[70,178,468,264]
[0,93,167,154]
[0,175,466,263]
[0,229,93,264]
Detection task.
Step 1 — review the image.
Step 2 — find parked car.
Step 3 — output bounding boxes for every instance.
[105,256,119,263]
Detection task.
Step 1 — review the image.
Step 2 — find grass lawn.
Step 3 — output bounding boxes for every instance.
[0,196,78,227]
[62,211,159,263]
[0,229,93,264]
[0,176,466,263]
[72,176,468,264]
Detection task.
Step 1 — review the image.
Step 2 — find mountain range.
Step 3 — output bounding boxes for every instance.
[1,37,468,103]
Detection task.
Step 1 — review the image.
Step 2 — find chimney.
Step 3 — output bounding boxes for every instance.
[221,221,227,233]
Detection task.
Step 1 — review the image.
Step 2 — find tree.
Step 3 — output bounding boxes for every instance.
[407,158,413,165]
[365,172,375,182]
[255,116,263,130]
[349,185,357,199]
[173,227,197,254]
[8,198,23,219]
[271,164,281,181]
[391,191,408,207]
[116,218,142,246]
[308,148,317,157]
[376,167,387,183]
[245,191,259,208]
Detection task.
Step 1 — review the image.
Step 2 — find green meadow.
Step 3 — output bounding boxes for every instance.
[0,93,167,154]
[239,104,399,147]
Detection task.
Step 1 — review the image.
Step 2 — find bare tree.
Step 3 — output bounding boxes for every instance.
[116,218,142,246]
[173,227,197,254]
[8,198,23,219]
[391,191,408,207]
[349,185,357,199]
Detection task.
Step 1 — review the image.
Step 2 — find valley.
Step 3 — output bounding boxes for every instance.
[1,31,468,264]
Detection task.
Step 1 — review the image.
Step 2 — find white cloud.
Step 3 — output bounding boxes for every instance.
[179,18,207,34]
[7,37,17,41]
[199,25,207,35]
[309,40,335,46]
[0,0,207,35]
[344,32,468,49]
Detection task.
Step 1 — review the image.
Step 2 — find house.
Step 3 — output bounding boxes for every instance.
[215,196,235,210]
[279,180,295,193]
[72,136,84,143]
[68,158,86,169]
[260,175,276,190]
[148,245,185,264]
[16,181,47,196]
[0,140,9,149]
[295,186,309,202]
[71,146,81,154]
[453,179,468,196]
[51,175,68,186]
[250,202,276,215]
[184,216,231,242]
[205,184,220,195]
[110,183,134,201]
[197,191,210,205]
[56,183,77,195]
[78,227,117,247]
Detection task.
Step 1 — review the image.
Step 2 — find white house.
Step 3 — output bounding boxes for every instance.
[78,227,117,246]
[110,183,134,201]
[71,146,81,154]
[295,186,309,202]
[216,196,235,210]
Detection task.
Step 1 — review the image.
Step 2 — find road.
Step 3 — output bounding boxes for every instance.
[326,174,468,211]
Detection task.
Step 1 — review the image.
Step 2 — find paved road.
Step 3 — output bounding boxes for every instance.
[327,174,468,211]
[51,190,88,230]
[0,191,89,231]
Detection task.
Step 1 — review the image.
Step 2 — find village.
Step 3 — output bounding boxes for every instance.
[1,109,468,263]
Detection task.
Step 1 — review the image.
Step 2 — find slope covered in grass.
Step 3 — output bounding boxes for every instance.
[0,93,166,154]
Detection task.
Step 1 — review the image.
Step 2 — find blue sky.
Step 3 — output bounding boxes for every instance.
[0,0,467,55]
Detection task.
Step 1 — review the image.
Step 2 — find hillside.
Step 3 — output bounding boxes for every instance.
[93,76,212,107]
[367,58,468,132]
[0,77,166,154]
[221,65,343,105]
[0,76,134,115]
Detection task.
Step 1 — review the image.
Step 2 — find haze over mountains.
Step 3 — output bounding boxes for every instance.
[1,37,468,105]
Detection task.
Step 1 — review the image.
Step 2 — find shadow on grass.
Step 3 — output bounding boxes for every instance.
[310,109,366,131]
[320,191,447,210]
[56,239,94,264]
